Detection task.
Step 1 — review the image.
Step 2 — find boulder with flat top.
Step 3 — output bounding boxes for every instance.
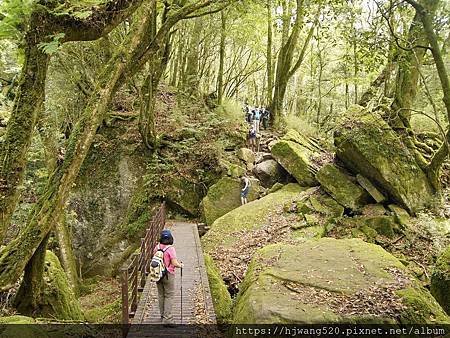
[233,238,449,324]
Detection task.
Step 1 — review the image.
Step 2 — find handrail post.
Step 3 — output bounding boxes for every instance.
[140,238,146,289]
[131,254,139,314]
[121,268,129,325]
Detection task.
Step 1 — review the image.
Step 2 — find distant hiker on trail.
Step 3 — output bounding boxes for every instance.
[262,107,270,130]
[245,106,253,124]
[253,107,261,132]
[248,125,257,152]
[151,229,184,326]
[240,176,250,205]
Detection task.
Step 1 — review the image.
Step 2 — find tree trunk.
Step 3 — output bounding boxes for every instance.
[0,0,147,240]
[54,217,80,294]
[183,18,203,95]
[217,11,226,105]
[404,0,450,190]
[390,10,431,129]
[0,7,152,291]
[0,0,219,291]
[13,234,49,314]
[266,0,274,106]
[0,29,49,240]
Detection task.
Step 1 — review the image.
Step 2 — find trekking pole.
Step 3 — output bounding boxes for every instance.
[180,262,183,324]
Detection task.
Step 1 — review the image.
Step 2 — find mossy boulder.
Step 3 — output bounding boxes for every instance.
[204,254,232,323]
[271,140,317,186]
[0,315,36,324]
[38,251,84,320]
[233,238,449,324]
[220,159,246,178]
[203,183,306,253]
[336,215,401,240]
[252,159,287,188]
[316,164,370,210]
[281,129,323,153]
[431,245,450,315]
[268,182,284,193]
[165,177,203,216]
[237,148,255,169]
[388,204,410,226]
[202,177,263,225]
[361,204,387,217]
[308,193,344,218]
[334,114,434,214]
[0,316,49,338]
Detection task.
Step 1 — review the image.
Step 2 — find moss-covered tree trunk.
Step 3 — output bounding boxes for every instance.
[0,14,149,290]
[0,27,49,240]
[0,0,220,291]
[405,0,450,190]
[0,0,148,241]
[55,217,80,294]
[183,18,202,95]
[269,0,317,128]
[13,234,49,314]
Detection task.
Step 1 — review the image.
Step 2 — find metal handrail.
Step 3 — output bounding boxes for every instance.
[121,202,166,325]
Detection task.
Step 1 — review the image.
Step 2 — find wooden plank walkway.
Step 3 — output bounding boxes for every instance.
[128,221,216,337]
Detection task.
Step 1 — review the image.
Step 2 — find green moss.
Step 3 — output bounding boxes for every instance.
[39,251,84,320]
[84,299,121,323]
[165,177,203,216]
[316,164,369,210]
[268,182,284,193]
[233,239,409,324]
[396,287,449,324]
[0,315,36,324]
[202,184,306,252]
[309,193,344,218]
[292,225,325,239]
[335,113,434,213]
[202,177,263,225]
[0,317,49,338]
[431,245,450,315]
[271,141,317,186]
[204,254,232,323]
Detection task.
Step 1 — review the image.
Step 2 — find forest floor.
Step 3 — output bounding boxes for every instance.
[79,277,121,323]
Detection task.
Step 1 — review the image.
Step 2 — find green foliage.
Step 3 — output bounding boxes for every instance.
[285,114,320,139]
[37,33,65,55]
[0,0,33,40]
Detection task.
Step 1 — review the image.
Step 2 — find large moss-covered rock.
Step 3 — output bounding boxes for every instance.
[202,177,263,225]
[233,238,449,324]
[271,140,317,186]
[165,177,203,216]
[431,245,450,315]
[252,159,287,188]
[316,164,370,210]
[332,215,401,241]
[0,316,49,338]
[334,114,434,214]
[204,254,232,323]
[39,251,84,320]
[203,183,305,252]
[237,148,255,170]
[282,129,323,153]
